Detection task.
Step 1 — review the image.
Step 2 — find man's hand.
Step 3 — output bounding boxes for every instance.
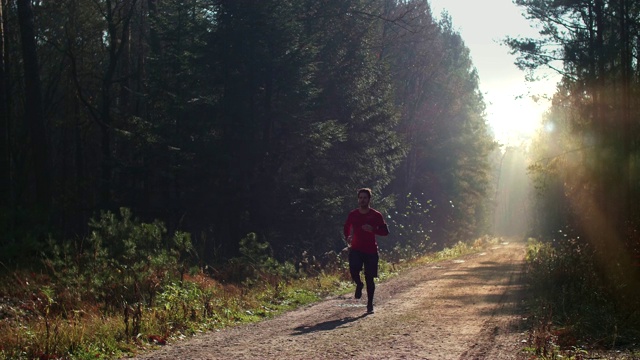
[345,235,353,246]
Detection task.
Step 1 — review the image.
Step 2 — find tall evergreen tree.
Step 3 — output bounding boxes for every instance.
[508,0,640,283]
[0,0,9,211]
[17,0,51,230]
[386,4,495,247]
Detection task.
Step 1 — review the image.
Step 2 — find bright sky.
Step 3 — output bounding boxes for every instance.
[428,0,561,148]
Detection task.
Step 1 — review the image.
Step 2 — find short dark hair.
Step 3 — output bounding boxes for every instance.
[357,188,372,198]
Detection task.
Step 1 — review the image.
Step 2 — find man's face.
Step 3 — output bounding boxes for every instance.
[358,192,370,208]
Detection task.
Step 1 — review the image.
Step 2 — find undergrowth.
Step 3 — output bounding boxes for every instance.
[522,235,640,359]
[0,208,487,360]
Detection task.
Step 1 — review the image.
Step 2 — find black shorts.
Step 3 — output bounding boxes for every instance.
[348,249,379,278]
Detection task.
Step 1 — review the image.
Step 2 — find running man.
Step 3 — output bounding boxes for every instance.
[343,188,389,313]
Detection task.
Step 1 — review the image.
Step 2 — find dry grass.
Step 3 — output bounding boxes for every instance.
[0,265,353,359]
[0,238,496,360]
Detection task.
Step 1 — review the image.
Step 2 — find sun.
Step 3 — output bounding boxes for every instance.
[484,79,555,148]
[487,96,547,147]
[483,68,561,148]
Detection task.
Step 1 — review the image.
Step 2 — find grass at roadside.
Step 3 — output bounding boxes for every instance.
[0,238,487,360]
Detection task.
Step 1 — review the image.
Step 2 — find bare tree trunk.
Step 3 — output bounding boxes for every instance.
[99,0,138,207]
[618,0,631,222]
[0,0,9,209]
[17,0,51,218]
[617,0,637,286]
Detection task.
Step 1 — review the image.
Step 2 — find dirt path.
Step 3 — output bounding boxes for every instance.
[127,240,529,360]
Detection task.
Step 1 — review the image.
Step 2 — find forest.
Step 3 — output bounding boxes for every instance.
[0,0,494,264]
[507,0,640,353]
[512,0,640,291]
[1,0,640,358]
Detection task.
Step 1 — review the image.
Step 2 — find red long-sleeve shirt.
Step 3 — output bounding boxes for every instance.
[343,208,389,254]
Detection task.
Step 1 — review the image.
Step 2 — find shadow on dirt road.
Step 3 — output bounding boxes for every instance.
[292,313,370,335]
[127,240,529,360]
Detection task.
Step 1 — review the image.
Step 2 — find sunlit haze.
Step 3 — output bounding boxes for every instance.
[429,0,560,148]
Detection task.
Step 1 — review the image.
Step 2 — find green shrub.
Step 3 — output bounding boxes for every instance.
[85,208,192,309]
[226,232,299,283]
[155,281,204,333]
[40,208,194,339]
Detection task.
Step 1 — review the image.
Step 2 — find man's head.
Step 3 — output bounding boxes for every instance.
[357,188,372,209]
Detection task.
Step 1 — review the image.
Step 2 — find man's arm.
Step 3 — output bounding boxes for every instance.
[375,213,389,236]
[343,213,352,241]
[375,223,389,236]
